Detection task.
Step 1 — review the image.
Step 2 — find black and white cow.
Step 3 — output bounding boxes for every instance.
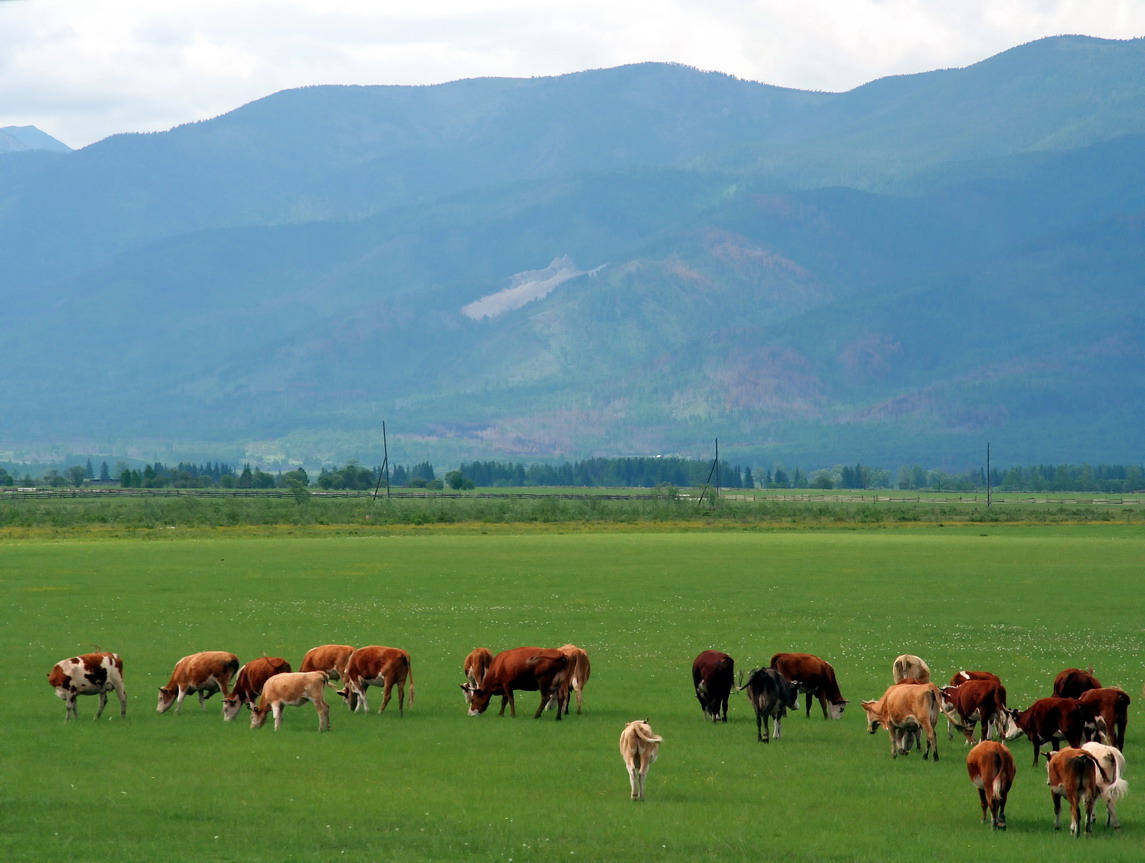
[741,666,800,742]
[47,652,126,720]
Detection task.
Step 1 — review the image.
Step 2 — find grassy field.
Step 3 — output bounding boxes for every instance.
[2,525,1142,862]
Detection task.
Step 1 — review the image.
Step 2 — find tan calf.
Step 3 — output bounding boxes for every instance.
[250,671,331,731]
[157,651,239,714]
[966,740,1016,829]
[619,720,662,801]
[861,682,940,761]
[557,644,591,715]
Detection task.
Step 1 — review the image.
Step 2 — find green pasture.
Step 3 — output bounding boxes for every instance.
[2,525,1143,862]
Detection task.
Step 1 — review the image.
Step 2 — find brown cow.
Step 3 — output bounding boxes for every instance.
[939,678,1017,744]
[892,654,931,684]
[250,671,331,731]
[222,657,292,721]
[299,644,354,682]
[1079,687,1130,751]
[1052,667,1102,699]
[692,650,735,723]
[47,652,126,720]
[949,670,1002,686]
[1045,747,1108,837]
[860,682,940,760]
[770,652,846,719]
[336,646,415,716]
[619,720,662,801]
[966,740,1016,830]
[157,651,239,714]
[461,647,569,720]
[1081,741,1129,829]
[1007,697,1108,766]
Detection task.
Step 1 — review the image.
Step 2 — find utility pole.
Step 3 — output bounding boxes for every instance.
[372,421,391,501]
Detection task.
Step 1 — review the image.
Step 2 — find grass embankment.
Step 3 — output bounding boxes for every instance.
[2,527,1143,862]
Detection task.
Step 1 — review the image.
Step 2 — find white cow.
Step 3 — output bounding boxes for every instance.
[1082,741,1128,829]
[47,652,126,720]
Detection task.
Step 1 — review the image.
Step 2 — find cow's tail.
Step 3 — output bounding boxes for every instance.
[633,721,663,744]
[405,655,415,708]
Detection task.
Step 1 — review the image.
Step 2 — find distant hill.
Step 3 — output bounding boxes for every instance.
[1,36,1142,470]
[0,126,71,154]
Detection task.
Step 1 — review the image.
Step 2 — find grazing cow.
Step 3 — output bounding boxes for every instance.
[1045,747,1108,837]
[1007,697,1108,766]
[966,740,1016,830]
[157,651,239,714]
[692,650,735,723]
[336,646,415,716]
[1081,741,1128,829]
[939,678,1017,744]
[47,652,126,720]
[619,720,662,801]
[892,654,931,685]
[299,644,354,682]
[1079,687,1130,751]
[741,666,799,743]
[557,644,591,715]
[461,647,569,720]
[462,647,494,708]
[222,656,292,721]
[861,682,940,760]
[250,671,331,732]
[1053,667,1102,700]
[949,670,1002,686]
[770,652,847,719]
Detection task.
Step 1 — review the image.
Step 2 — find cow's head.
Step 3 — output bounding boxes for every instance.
[249,705,269,729]
[1001,707,1027,740]
[334,687,360,713]
[1087,714,1111,745]
[156,687,178,714]
[860,699,882,733]
[827,699,848,720]
[221,695,245,722]
[783,679,802,710]
[462,684,493,716]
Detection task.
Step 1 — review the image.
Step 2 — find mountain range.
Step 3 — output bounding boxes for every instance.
[2,35,1143,471]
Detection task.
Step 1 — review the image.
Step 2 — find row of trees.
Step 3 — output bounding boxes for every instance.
[1,458,1142,494]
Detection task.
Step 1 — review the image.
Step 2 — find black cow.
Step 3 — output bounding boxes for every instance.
[741,666,799,742]
[692,650,734,723]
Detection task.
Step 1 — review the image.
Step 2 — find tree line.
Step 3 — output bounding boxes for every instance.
[1,457,1141,494]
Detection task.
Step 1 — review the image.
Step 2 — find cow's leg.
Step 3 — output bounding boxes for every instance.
[1032,739,1042,767]
[272,703,284,731]
[804,691,813,718]
[198,689,210,711]
[315,697,330,732]
[976,787,989,823]
[505,691,517,718]
[95,691,108,720]
[396,680,405,716]
[817,691,829,719]
[1069,793,1082,838]
[378,679,393,714]
[1052,790,1063,830]
[175,687,190,714]
[114,682,127,718]
[636,765,647,801]
[355,683,370,714]
[65,693,78,721]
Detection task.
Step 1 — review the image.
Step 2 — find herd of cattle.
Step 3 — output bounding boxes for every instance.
[693,649,1130,836]
[48,644,1131,832]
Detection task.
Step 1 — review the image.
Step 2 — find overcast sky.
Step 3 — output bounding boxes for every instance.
[2,0,1142,149]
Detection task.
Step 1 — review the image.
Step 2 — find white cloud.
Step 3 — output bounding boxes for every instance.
[0,0,1141,147]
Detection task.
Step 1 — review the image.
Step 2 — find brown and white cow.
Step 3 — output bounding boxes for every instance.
[557,644,591,715]
[966,740,1016,830]
[47,652,126,720]
[619,720,662,801]
[1007,697,1108,767]
[461,647,494,708]
[1079,687,1130,751]
[250,671,331,732]
[157,651,239,714]
[336,646,415,715]
[1052,667,1102,700]
[461,647,569,720]
[1081,741,1128,830]
[1045,747,1108,837]
[222,656,292,721]
[861,681,940,760]
[692,650,735,723]
[299,644,354,682]
[939,678,1017,744]
[770,652,847,719]
[892,654,931,685]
